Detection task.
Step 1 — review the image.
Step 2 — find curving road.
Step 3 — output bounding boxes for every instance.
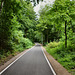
[1,44,55,75]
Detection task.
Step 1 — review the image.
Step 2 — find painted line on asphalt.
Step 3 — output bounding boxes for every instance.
[41,46,56,75]
[0,46,35,75]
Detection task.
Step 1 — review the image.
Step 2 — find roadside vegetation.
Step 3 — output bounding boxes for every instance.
[45,41,75,75]
[37,0,75,75]
[0,38,33,65]
[0,0,36,64]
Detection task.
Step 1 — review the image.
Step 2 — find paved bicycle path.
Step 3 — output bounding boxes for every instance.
[1,45,54,75]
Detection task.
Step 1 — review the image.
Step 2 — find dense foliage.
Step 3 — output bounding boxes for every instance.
[45,41,75,74]
[0,0,36,60]
[37,0,75,46]
[37,0,75,74]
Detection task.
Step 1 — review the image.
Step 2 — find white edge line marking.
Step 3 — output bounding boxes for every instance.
[41,46,56,75]
[0,46,35,75]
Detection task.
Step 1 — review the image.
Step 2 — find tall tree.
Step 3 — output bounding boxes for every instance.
[0,0,36,52]
[37,0,75,46]
[53,0,75,47]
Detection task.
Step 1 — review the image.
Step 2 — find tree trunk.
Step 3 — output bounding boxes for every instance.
[0,0,4,15]
[47,29,48,43]
[65,21,67,48]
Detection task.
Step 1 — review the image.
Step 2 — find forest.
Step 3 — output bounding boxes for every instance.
[0,0,75,75]
[38,0,75,74]
[0,0,38,65]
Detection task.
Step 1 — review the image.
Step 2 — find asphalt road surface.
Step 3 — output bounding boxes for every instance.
[1,44,54,75]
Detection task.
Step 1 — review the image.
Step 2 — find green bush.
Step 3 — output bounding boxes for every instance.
[0,37,33,60]
[47,41,60,48]
[45,41,75,74]
[24,38,33,48]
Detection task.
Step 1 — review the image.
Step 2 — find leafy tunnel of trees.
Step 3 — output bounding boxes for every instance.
[0,0,75,72]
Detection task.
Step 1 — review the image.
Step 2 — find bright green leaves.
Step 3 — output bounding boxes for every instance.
[52,0,75,47]
[37,0,75,45]
[0,0,36,53]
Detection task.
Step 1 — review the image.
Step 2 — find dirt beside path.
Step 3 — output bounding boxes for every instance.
[42,46,71,75]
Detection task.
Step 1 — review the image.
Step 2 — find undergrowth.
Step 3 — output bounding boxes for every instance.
[0,38,33,64]
[45,41,75,75]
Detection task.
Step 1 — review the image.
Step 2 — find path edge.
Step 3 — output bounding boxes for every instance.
[41,46,71,75]
[0,46,35,75]
[41,46,56,75]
